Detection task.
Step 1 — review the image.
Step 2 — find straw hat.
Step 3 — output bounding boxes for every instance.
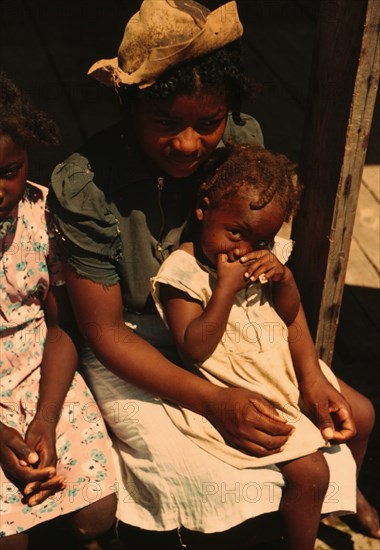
[88,0,243,89]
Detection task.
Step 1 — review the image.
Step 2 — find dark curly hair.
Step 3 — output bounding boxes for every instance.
[0,72,59,149]
[119,41,259,126]
[198,142,303,223]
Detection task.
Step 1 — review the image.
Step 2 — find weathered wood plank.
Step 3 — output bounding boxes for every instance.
[290,0,380,364]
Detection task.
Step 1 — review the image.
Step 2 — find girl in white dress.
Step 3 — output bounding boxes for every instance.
[152,143,377,549]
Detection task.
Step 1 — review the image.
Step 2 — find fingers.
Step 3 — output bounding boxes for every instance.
[329,404,356,442]
[239,253,283,283]
[26,479,65,507]
[232,437,287,457]
[27,490,55,507]
[318,400,356,442]
[314,402,335,441]
[217,253,229,264]
[0,446,49,483]
[19,451,39,467]
[209,389,294,457]
[7,434,38,466]
[2,460,55,485]
[24,474,66,504]
[231,398,294,456]
[230,419,292,456]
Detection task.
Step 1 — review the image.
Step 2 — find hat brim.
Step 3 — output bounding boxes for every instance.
[88,1,243,89]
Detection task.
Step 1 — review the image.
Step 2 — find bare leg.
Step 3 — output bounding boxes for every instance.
[337,378,379,538]
[279,451,329,550]
[0,533,28,550]
[65,493,117,549]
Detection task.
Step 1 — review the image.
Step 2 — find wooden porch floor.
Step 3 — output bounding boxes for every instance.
[1,1,379,548]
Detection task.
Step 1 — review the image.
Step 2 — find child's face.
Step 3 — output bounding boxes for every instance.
[0,134,28,221]
[197,191,285,265]
[135,88,228,178]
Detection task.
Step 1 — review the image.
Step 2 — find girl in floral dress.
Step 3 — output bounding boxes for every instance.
[0,73,116,549]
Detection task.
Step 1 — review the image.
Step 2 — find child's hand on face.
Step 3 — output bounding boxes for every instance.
[239,250,286,284]
[216,253,253,293]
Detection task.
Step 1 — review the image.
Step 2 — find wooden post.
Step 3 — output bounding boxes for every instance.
[290,0,380,365]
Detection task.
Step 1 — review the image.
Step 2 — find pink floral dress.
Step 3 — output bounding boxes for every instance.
[0,182,116,537]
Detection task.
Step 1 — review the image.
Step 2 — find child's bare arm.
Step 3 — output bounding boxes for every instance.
[161,253,251,364]
[24,285,81,505]
[288,304,356,443]
[160,283,234,364]
[32,285,81,423]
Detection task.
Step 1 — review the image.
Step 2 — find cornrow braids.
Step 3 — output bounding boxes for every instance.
[198,142,303,223]
[0,72,59,149]
[119,41,259,126]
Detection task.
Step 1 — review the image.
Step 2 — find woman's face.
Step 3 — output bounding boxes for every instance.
[135,89,228,178]
[0,134,28,221]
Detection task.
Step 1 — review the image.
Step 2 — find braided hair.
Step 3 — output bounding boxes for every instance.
[0,72,59,149]
[119,41,259,126]
[198,142,302,223]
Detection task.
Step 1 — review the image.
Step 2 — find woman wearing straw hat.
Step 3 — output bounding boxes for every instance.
[48,0,377,547]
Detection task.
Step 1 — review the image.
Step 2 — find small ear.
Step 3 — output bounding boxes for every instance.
[195,196,210,220]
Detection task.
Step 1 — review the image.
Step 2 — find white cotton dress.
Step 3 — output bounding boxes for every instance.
[151,241,343,469]
[80,238,356,534]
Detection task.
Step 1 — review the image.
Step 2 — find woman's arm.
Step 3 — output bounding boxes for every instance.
[64,262,294,457]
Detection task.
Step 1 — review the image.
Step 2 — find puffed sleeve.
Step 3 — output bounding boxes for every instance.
[220,112,264,147]
[46,217,65,287]
[48,153,122,286]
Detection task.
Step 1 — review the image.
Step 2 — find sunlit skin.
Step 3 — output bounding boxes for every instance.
[135,89,228,179]
[194,190,379,540]
[196,190,287,291]
[0,134,28,221]
[162,185,379,546]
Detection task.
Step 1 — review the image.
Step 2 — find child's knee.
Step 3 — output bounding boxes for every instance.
[354,394,375,437]
[282,452,330,499]
[309,453,330,497]
[70,493,117,541]
[301,452,330,496]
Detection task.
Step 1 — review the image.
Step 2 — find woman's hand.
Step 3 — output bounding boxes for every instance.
[23,418,66,506]
[300,374,356,443]
[204,387,294,457]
